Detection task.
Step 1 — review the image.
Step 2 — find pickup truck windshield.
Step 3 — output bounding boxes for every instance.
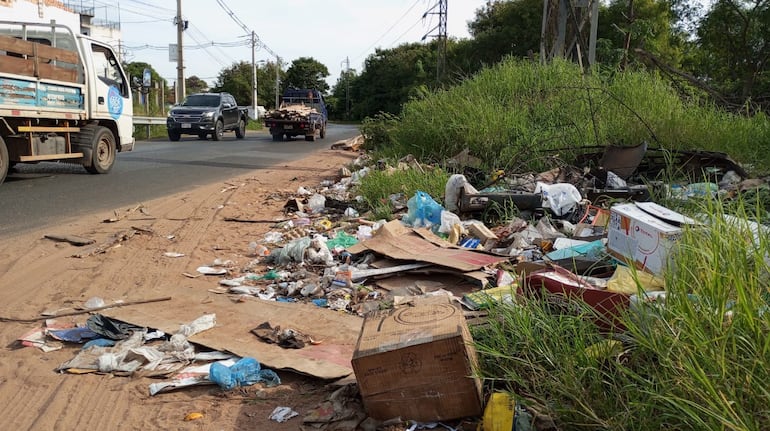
[182,94,220,107]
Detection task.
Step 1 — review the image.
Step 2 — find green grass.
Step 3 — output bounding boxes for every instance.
[472,194,770,430]
[361,58,770,176]
[353,164,449,219]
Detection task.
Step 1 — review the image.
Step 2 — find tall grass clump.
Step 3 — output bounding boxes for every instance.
[474,194,770,430]
[622,197,770,430]
[362,58,770,175]
[353,165,448,219]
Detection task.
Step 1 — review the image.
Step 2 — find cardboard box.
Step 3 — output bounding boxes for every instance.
[351,302,482,422]
[607,202,694,276]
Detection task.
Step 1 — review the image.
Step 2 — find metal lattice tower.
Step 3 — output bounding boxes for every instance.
[422,0,447,83]
[540,0,599,68]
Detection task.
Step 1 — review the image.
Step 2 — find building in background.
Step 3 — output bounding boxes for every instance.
[0,0,122,60]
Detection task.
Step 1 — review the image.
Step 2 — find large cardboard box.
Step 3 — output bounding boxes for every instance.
[351,302,483,422]
[607,202,694,276]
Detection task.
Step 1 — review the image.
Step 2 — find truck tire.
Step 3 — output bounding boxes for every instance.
[319,124,326,139]
[235,119,246,139]
[168,130,181,141]
[75,125,116,174]
[212,120,224,141]
[305,134,315,142]
[272,133,282,141]
[0,136,8,185]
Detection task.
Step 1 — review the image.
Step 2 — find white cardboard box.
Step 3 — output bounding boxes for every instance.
[607,203,692,276]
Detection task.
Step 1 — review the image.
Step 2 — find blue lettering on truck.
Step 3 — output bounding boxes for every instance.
[108,85,123,119]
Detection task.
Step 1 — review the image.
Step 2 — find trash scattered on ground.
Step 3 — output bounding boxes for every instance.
[20,141,770,427]
[184,412,204,421]
[269,406,299,422]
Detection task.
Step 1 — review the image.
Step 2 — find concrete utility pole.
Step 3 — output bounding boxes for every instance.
[251,31,258,118]
[342,56,350,119]
[275,56,281,109]
[176,0,185,102]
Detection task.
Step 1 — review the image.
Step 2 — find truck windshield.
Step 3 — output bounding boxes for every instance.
[182,95,220,107]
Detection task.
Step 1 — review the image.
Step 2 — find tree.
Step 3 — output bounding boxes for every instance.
[350,43,434,119]
[185,76,208,94]
[466,0,543,65]
[329,68,358,120]
[695,0,770,108]
[211,61,253,105]
[283,57,330,94]
[598,0,689,69]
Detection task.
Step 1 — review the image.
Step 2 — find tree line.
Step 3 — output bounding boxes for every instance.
[125,0,769,119]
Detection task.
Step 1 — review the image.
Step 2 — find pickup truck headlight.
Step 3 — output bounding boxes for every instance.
[202,111,215,118]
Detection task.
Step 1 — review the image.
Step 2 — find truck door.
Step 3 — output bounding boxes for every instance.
[87,42,132,140]
[223,94,237,127]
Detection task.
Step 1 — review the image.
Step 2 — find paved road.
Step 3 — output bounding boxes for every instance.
[0,123,360,236]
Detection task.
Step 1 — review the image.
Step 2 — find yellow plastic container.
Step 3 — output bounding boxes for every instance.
[481,392,515,431]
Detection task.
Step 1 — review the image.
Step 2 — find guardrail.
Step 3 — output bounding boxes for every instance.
[133,116,167,125]
[132,116,166,140]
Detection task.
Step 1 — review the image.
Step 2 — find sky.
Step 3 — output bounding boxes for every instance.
[111,0,486,92]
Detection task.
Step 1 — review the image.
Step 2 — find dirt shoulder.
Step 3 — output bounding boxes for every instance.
[0,149,361,430]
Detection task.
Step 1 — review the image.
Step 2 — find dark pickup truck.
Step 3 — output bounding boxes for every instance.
[166,92,248,141]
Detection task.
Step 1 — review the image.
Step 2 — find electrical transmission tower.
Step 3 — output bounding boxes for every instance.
[540,0,599,69]
[422,0,447,84]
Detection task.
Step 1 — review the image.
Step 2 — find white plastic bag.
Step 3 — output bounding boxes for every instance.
[444,174,478,212]
[534,182,582,216]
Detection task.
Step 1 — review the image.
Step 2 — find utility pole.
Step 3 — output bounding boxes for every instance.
[251,31,258,118]
[422,0,447,84]
[540,0,599,68]
[275,56,281,109]
[175,0,185,102]
[343,56,350,119]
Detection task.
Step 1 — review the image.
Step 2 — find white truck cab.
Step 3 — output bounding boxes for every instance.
[0,20,134,184]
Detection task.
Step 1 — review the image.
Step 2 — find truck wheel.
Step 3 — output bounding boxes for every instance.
[319,125,326,139]
[212,120,224,141]
[235,119,246,139]
[272,133,282,141]
[168,130,181,141]
[0,136,8,185]
[305,134,315,142]
[198,133,208,140]
[76,125,116,174]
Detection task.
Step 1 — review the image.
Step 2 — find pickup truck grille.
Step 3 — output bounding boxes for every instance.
[171,113,203,121]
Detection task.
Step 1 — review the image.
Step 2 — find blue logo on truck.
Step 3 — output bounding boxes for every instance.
[107,85,123,119]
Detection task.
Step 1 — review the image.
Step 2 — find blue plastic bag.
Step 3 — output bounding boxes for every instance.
[209,357,281,390]
[405,191,444,228]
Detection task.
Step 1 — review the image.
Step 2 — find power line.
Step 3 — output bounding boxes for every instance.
[215,0,279,58]
[353,0,422,63]
[123,0,175,13]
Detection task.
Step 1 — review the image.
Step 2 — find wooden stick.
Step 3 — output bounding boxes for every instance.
[0,296,172,323]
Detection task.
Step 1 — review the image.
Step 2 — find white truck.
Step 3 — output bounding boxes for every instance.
[0,20,134,185]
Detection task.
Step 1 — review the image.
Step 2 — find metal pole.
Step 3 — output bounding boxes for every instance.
[275,56,280,109]
[251,31,258,119]
[176,0,185,102]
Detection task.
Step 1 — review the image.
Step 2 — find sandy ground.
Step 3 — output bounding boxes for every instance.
[0,148,362,430]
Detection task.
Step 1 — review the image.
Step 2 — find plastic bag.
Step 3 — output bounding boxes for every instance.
[404,191,444,228]
[438,210,463,234]
[209,357,281,390]
[534,182,582,217]
[307,194,326,213]
[326,231,358,249]
[444,174,478,212]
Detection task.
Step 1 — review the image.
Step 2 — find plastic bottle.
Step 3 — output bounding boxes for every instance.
[248,241,269,257]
